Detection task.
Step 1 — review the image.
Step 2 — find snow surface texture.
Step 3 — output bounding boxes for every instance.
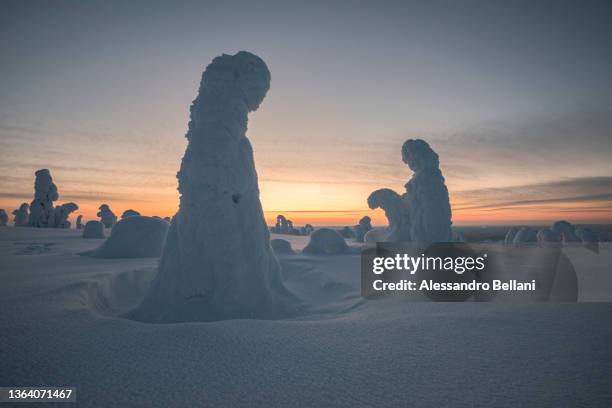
[402,139,453,244]
[367,188,410,242]
[88,216,170,259]
[130,52,298,323]
[53,202,78,229]
[12,203,29,227]
[303,228,349,255]
[121,209,141,219]
[76,215,84,229]
[28,169,59,228]
[354,216,372,242]
[1,227,611,407]
[0,209,7,226]
[82,221,105,239]
[97,204,117,228]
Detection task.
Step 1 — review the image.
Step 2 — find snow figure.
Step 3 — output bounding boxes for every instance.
[131,51,297,322]
[28,169,59,227]
[504,227,518,245]
[53,202,78,229]
[367,188,411,242]
[402,139,453,244]
[97,204,117,228]
[354,216,372,242]
[271,238,294,254]
[89,216,170,258]
[0,210,7,226]
[537,229,561,247]
[76,215,84,229]
[303,228,348,255]
[575,227,599,254]
[82,221,105,239]
[12,203,29,227]
[551,220,580,243]
[512,227,537,245]
[121,209,140,219]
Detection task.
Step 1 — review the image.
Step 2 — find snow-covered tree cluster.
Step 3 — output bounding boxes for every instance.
[270,215,313,235]
[131,51,298,322]
[26,169,78,228]
[13,203,29,226]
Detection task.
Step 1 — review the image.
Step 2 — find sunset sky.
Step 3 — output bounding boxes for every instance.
[1,0,611,226]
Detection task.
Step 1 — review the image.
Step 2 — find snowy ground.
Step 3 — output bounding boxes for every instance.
[1,227,611,407]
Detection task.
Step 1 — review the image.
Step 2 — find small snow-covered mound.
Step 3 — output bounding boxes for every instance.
[303,228,349,255]
[82,221,105,239]
[271,238,294,254]
[89,216,169,258]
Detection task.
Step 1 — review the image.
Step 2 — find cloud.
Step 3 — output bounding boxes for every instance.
[454,176,612,210]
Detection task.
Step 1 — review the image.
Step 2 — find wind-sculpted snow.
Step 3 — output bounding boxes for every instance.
[97,204,117,228]
[402,139,453,244]
[121,209,140,219]
[367,188,410,242]
[0,209,7,226]
[130,52,299,322]
[303,228,349,255]
[82,220,105,239]
[12,203,29,227]
[53,202,78,229]
[28,169,59,228]
[354,216,373,243]
[88,216,170,258]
